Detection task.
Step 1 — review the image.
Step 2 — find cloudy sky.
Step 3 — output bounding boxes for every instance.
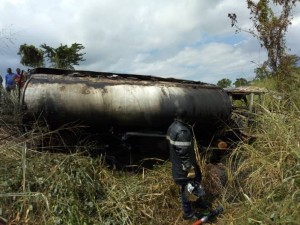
[0,0,299,84]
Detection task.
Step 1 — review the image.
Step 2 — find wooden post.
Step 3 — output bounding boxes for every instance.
[249,93,254,113]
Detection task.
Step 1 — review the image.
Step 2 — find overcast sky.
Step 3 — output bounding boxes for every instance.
[0,0,299,84]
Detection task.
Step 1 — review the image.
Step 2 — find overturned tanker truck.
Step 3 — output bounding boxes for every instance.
[20,68,237,165]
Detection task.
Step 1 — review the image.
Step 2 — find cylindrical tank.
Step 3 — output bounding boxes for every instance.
[21,68,232,134]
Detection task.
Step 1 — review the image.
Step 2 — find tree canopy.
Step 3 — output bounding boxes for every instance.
[18,44,44,68]
[247,0,297,73]
[41,43,86,69]
[234,78,249,87]
[217,78,232,88]
[228,0,298,90]
[18,43,86,70]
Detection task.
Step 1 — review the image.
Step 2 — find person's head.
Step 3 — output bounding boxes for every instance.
[175,108,188,122]
[16,68,21,74]
[7,68,12,74]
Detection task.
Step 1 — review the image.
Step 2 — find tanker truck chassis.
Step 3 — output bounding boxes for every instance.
[20,68,239,166]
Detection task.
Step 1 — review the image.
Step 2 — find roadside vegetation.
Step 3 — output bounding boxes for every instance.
[0,75,299,225]
[220,83,300,224]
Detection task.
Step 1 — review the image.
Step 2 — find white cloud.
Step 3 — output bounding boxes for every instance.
[126,39,266,83]
[0,0,299,84]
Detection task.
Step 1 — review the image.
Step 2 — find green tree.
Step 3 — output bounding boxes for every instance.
[254,62,270,81]
[217,78,232,88]
[228,0,298,87]
[18,44,44,68]
[254,54,300,81]
[234,78,249,87]
[278,54,300,92]
[41,43,86,69]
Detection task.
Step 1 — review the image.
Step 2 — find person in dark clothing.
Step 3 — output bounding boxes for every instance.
[15,68,22,87]
[0,74,3,101]
[166,109,206,220]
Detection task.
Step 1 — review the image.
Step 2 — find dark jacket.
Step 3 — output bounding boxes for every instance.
[166,119,201,183]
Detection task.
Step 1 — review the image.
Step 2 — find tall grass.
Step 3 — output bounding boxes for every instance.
[220,98,300,224]
[0,150,181,224]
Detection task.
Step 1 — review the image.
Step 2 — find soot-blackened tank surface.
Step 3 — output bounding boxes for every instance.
[21,68,232,133]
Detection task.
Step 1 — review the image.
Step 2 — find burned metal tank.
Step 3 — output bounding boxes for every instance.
[20,68,232,135]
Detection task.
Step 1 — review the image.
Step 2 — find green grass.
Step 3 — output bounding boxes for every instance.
[219,95,300,224]
[0,149,180,225]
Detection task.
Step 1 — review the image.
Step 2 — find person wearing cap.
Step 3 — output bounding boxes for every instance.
[166,109,205,220]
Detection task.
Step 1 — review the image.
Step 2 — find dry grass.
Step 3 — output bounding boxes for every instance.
[220,99,300,224]
[0,144,183,224]
[0,121,186,225]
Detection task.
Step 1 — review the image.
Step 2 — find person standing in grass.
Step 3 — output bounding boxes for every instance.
[0,74,3,101]
[166,109,206,221]
[15,68,22,87]
[5,68,18,92]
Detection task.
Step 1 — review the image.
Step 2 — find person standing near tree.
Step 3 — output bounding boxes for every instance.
[166,109,207,221]
[5,68,17,92]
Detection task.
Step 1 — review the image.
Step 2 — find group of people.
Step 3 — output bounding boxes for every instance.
[0,67,26,93]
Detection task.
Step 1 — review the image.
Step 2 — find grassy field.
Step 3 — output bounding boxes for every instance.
[0,84,299,225]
